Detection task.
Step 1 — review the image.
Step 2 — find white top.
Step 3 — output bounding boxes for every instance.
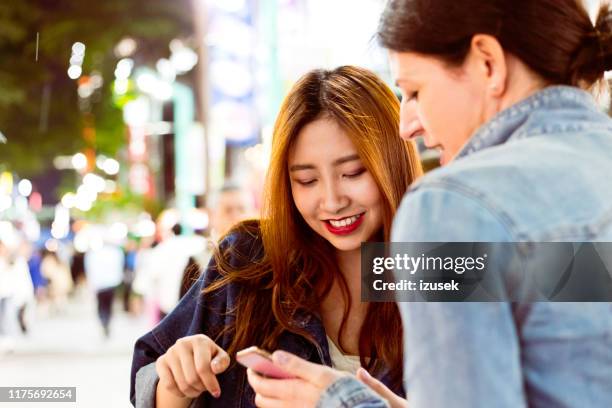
[326,335,362,374]
[148,235,206,313]
[84,244,124,291]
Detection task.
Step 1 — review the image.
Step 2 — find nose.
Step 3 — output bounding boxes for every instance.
[399,99,421,141]
[319,179,349,215]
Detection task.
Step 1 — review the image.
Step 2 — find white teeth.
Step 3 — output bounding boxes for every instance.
[329,214,361,228]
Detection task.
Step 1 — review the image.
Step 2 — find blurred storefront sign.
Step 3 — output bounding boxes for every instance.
[207,0,259,149]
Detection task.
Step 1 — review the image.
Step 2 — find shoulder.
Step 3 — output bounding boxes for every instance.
[393,183,515,242]
[393,158,519,242]
[214,219,265,271]
[394,142,550,242]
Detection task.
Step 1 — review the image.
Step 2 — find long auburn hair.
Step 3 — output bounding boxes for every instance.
[206,66,422,387]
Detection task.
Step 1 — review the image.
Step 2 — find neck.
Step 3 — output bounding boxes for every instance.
[319,247,368,354]
[498,55,548,113]
[335,248,363,306]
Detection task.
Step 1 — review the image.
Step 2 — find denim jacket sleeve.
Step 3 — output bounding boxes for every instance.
[391,185,526,408]
[129,229,254,406]
[317,377,390,408]
[129,264,215,406]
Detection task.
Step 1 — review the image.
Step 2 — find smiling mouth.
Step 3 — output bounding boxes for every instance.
[324,213,365,235]
[327,213,363,227]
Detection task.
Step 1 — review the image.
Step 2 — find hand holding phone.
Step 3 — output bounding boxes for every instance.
[236,346,295,379]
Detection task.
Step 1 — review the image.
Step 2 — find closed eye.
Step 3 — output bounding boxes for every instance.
[295,179,316,186]
[344,168,366,179]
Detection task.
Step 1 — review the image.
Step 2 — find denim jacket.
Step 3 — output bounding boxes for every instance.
[130,225,404,407]
[319,86,612,407]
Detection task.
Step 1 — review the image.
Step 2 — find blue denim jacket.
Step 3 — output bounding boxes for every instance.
[319,86,612,407]
[130,224,404,407]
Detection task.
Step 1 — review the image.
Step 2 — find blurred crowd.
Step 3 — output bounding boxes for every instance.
[0,183,255,353]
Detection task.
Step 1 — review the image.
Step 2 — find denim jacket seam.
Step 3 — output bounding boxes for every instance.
[513,206,612,241]
[151,328,170,354]
[520,122,612,137]
[534,212,612,241]
[415,178,525,241]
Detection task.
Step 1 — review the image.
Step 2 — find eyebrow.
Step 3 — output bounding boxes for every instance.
[289,154,360,172]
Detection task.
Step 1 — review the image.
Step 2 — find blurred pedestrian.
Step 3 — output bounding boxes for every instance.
[132,236,159,326]
[208,183,256,240]
[70,250,86,288]
[84,236,124,338]
[12,239,34,334]
[150,223,205,321]
[176,184,256,297]
[27,247,47,301]
[123,239,138,312]
[0,240,13,351]
[41,250,73,314]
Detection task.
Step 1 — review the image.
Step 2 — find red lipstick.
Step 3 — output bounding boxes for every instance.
[324,214,365,236]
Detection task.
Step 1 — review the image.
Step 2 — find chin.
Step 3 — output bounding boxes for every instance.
[325,235,364,252]
[332,242,361,252]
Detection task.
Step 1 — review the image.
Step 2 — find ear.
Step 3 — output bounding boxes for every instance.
[467,34,507,97]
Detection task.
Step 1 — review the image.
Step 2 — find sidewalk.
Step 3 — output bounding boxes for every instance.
[0,288,150,408]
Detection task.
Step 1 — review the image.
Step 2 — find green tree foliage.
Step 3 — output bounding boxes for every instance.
[0,0,192,176]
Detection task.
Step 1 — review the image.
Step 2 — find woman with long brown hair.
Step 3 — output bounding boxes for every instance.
[130,65,421,408]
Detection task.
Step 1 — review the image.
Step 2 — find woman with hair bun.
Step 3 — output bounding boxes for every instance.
[248,1,612,408]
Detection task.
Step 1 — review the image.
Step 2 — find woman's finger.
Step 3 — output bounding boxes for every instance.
[168,352,201,398]
[177,343,207,395]
[155,357,184,398]
[191,341,221,398]
[254,393,286,408]
[247,369,319,404]
[356,368,407,408]
[270,350,342,388]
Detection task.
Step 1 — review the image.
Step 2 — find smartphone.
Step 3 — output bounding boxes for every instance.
[236,346,295,379]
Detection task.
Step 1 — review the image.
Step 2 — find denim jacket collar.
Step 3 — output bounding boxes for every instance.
[456,85,598,160]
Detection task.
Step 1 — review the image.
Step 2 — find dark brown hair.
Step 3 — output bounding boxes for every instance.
[377,0,612,88]
[206,66,423,389]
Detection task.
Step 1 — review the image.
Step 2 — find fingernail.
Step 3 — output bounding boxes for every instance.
[212,390,221,398]
[273,351,290,366]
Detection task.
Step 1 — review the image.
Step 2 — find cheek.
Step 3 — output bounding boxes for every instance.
[291,186,317,222]
[352,177,382,210]
[425,80,481,147]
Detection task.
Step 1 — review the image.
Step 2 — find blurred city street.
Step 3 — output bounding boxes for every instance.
[0,1,608,408]
[0,290,148,407]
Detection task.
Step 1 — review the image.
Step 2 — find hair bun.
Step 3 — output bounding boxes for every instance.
[569,4,612,87]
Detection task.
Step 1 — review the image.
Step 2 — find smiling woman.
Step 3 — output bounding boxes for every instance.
[130,66,422,408]
[288,117,383,251]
